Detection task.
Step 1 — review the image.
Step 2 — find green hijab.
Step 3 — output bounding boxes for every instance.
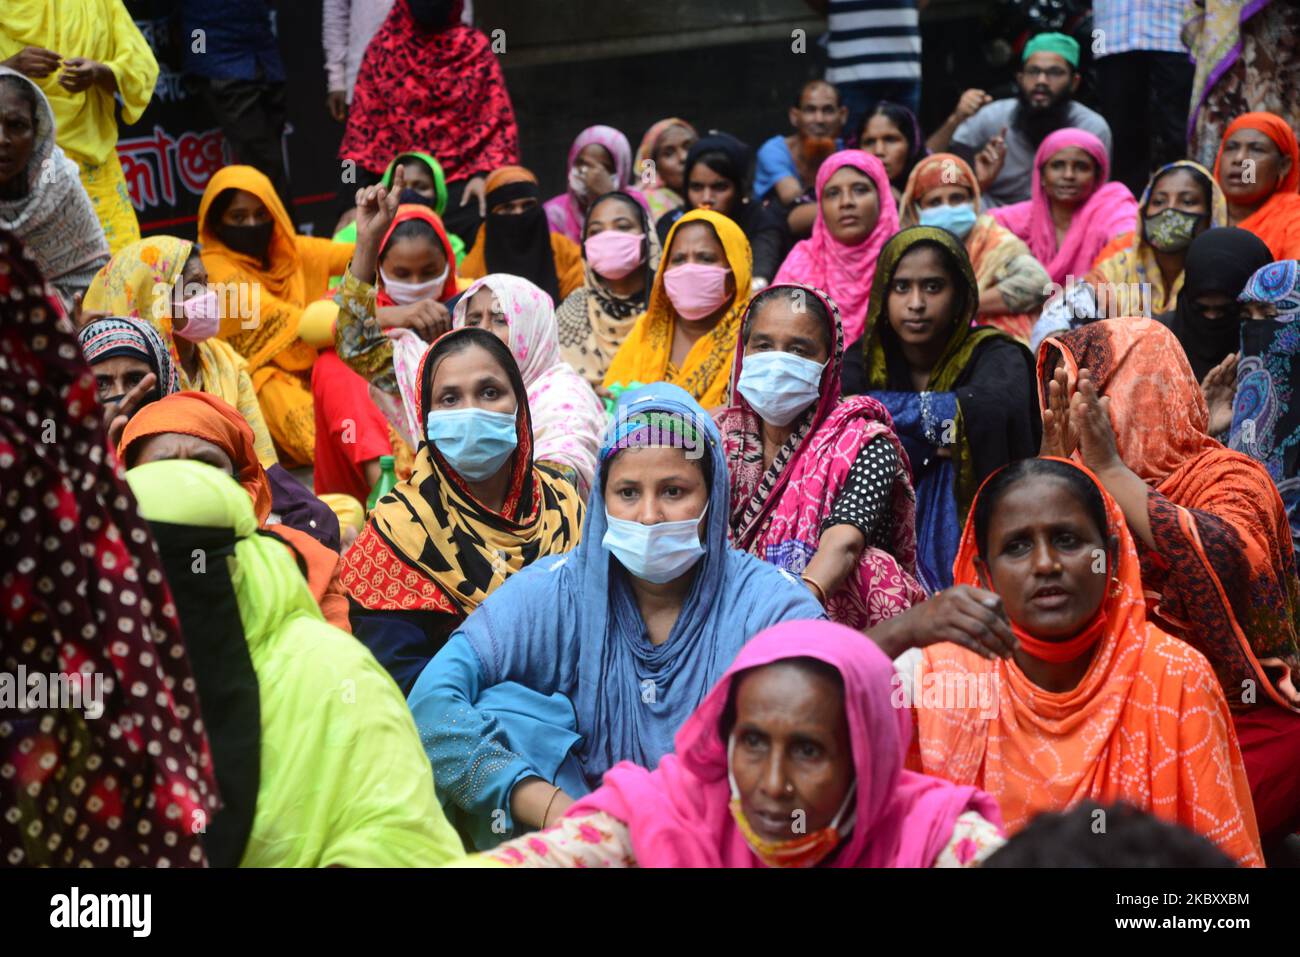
[126,460,464,867]
[334,151,465,264]
[863,225,1020,515]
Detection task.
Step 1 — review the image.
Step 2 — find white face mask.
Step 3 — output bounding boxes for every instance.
[380,264,448,305]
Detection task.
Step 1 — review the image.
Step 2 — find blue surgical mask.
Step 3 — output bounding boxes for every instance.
[602,505,708,584]
[425,407,518,481]
[736,350,827,426]
[919,202,977,239]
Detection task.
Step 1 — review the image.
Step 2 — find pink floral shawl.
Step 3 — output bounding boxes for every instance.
[772,150,900,344]
[714,283,926,628]
[989,128,1138,286]
[544,125,635,243]
[567,620,1003,868]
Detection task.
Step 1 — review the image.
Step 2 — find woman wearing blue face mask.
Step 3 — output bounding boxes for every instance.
[899,153,1051,346]
[715,284,926,630]
[341,326,585,694]
[407,381,825,850]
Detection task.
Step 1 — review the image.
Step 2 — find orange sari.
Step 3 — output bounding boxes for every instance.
[915,458,1262,865]
[197,165,354,466]
[1038,318,1300,713]
[1214,112,1300,260]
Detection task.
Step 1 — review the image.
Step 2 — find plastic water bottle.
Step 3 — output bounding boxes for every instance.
[367,455,397,512]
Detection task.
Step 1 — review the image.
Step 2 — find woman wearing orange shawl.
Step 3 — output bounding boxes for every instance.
[1214,112,1300,260]
[197,165,355,467]
[118,392,352,633]
[899,153,1050,344]
[1039,317,1300,845]
[910,456,1262,866]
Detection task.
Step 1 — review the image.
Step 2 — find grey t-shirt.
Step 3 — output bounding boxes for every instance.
[953,98,1113,208]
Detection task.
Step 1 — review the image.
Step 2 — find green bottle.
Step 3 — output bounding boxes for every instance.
[367,455,397,512]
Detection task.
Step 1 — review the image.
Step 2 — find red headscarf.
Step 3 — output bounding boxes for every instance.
[376,204,459,306]
[1213,111,1300,259]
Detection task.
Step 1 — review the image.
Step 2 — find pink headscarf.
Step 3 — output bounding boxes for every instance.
[544,125,635,243]
[773,150,900,344]
[989,128,1137,286]
[567,620,1002,868]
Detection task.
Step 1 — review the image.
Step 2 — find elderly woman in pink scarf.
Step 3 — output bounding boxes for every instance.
[989,128,1137,287]
[449,273,607,496]
[772,150,901,346]
[544,125,636,243]
[470,620,1005,868]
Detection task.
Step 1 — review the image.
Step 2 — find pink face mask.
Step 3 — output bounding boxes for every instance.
[584,229,644,280]
[663,262,731,321]
[176,290,221,342]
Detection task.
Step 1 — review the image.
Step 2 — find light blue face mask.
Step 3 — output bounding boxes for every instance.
[602,505,708,584]
[736,350,827,427]
[426,407,518,481]
[919,202,977,239]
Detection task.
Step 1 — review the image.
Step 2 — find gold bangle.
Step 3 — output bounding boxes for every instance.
[542,784,562,829]
[801,574,827,606]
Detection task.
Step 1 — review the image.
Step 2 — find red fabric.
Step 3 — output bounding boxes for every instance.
[338,0,519,179]
[311,349,394,501]
[1232,706,1300,843]
[378,205,460,303]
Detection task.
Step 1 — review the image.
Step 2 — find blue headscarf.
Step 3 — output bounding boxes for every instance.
[413,382,824,846]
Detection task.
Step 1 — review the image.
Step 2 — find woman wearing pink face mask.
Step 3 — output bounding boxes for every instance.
[603,208,753,410]
[557,190,662,390]
[83,235,278,466]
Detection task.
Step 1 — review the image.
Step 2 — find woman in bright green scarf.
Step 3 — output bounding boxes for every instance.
[334,152,466,264]
[841,226,1040,590]
[126,459,463,867]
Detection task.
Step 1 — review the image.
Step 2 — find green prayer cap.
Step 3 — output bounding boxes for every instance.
[1022,32,1079,68]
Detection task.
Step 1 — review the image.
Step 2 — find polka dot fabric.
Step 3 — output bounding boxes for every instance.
[0,229,219,866]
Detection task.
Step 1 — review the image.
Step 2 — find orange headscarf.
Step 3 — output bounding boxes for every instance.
[915,457,1263,865]
[120,391,273,522]
[1038,318,1300,712]
[377,204,459,304]
[1214,112,1300,259]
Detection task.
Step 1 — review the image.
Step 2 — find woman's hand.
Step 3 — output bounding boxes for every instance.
[867,585,1017,660]
[579,163,616,199]
[349,165,406,285]
[1200,352,1238,437]
[1068,368,1122,475]
[103,372,157,450]
[376,300,450,341]
[1039,365,1078,458]
[58,57,115,94]
[3,46,61,78]
[461,175,487,218]
[510,777,576,832]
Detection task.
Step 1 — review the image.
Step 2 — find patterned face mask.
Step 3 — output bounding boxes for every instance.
[1142,207,1204,253]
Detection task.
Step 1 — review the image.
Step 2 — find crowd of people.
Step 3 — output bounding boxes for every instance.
[3,0,1300,869]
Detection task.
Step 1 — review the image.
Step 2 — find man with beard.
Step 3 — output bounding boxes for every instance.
[933,33,1112,209]
[754,80,847,237]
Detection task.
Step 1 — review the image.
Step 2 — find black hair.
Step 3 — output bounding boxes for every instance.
[718,657,846,742]
[584,191,645,236]
[381,217,443,262]
[982,802,1236,868]
[1144,164,1214,216]
[856,101,922,186]
[421,326,527,427]
[0,74,38,128]
[972,458,1108,561]
[742,285,833,354]
[688,149,744,195]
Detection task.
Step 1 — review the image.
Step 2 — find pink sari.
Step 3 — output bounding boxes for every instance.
[989,128,1138,286]
[715,283,926,629]
[567,620,1003,868]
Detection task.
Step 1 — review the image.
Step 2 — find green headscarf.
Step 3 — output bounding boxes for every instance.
[862,225,1017,515]
[126,459,464,867]
[333,150,465,264]
[1022,31,1080,68]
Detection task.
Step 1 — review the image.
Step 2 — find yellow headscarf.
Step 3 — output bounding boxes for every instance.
[602,208,752,410]
[83,236,191,363]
